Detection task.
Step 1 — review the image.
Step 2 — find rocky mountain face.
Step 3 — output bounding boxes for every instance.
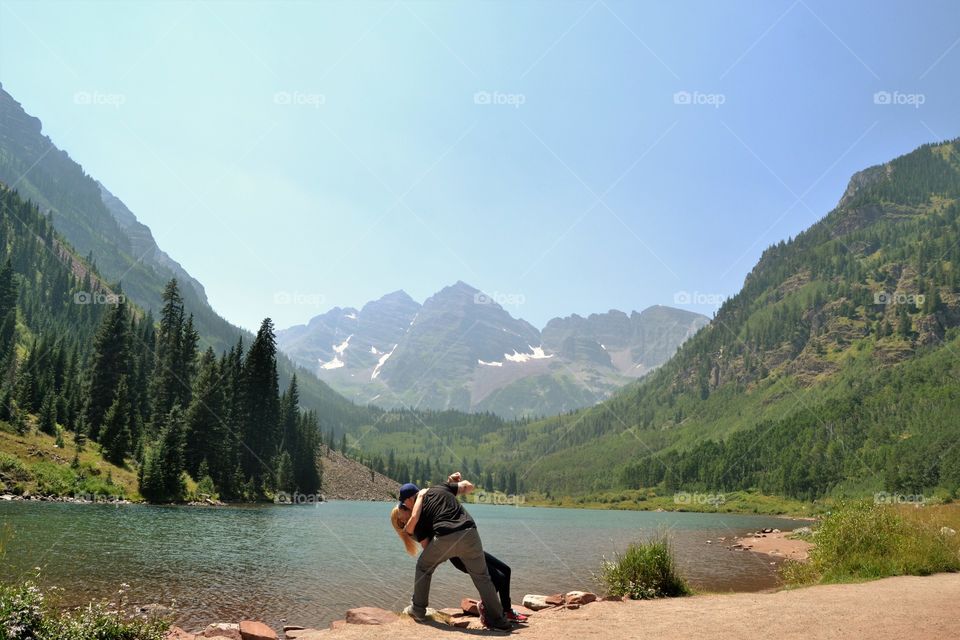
[0,84,374,431]
[277,281,708,418]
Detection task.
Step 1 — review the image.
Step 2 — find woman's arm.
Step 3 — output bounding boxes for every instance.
[403,489,428,535]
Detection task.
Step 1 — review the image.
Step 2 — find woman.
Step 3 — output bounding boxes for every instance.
[390,473,528,625]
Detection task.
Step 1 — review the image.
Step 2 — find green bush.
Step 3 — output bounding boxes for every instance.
[0,580,167,640]
[596,533,691,599]
[781,501,960,585]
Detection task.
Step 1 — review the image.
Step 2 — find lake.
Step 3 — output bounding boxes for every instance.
[0,501,799,630]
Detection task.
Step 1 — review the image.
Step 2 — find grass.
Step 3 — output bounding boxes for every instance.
[0,422,139,500]
[520,488,821,517]
[594,532,691,599]
[780,501,960,586]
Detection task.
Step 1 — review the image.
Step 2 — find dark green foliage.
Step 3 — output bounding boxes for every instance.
[139,405,187,503]
[596,533,691,599]
[100,377,133,466]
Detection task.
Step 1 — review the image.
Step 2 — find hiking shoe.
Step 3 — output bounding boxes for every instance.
[506,608,529,623]
[402,605,427,622]
[479,603,513,631]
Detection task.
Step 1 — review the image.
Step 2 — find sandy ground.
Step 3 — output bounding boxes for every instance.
[301,573,960,640]
[734,530,813,561]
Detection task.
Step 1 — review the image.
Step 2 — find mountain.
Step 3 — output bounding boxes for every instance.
[0,83,372,433]
[487,138,960,497]
[277,282,707,418]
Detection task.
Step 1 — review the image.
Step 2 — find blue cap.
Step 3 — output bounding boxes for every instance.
[398,482,419,507]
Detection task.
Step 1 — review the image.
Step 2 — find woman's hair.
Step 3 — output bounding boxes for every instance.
[391,505,418,556]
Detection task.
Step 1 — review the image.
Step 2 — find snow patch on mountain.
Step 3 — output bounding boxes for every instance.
[372,345,397,380]
[504,345,553,363]
[478,359,503,367]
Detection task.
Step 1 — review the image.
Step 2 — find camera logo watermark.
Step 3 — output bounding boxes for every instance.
[74,90,126,108]
[674,491,726,507]
[473,90,526,108]
[674,290,725,305]
[473,492,525,507]
[673,90,725,108]
[474,291,526,307]
[873,291,925,306]
[273,90,326,108]
[74,291,125,305]
[275,491,324,505]
[874,492,926,505]
[873,91,925,108]
[273,291,326,307]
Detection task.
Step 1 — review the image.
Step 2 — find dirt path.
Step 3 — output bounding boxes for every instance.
[309,573,960,640]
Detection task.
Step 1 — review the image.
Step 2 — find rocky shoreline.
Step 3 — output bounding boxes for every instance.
[165,590,607,639]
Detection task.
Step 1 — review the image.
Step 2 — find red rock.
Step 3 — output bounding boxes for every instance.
[545,593,566,606]
[565,591,598,605]
[201,624,241,640]
[239,621,277,640]
[439,608,463,617]
[285,630,323,639]
[166,626,196,640]
[448,615,473,628]
[344,607,399,625]
[564,603,581,610]
[461,598,480,615]
[329,621,345,630]
[512,604,536,616]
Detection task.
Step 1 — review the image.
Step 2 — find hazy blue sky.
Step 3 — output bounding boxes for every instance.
[2,0,958,331]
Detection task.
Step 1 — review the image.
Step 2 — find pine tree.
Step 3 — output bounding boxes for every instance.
[150,280,196,430]
[85,293,130,440]
[100,376,133,466]
[275,450,294,493]
[184,348,226,480]
[241,318,280,490]
[140,404,187,502]
[38,390,57,435]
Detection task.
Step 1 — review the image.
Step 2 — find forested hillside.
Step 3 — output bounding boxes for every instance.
[0,184,321,501]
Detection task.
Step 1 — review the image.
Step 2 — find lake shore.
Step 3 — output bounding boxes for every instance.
[175,573,960,640]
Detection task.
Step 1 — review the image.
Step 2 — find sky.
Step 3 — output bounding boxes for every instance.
[1,0,958,332]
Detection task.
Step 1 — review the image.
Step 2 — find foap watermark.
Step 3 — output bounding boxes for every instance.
[473,492,525,507]
[674,491,726,507]
[673,90,725,108]
[273,291,326,307]
[874,492,927,506]
[73,90,126,108]
[74,291,125,305]
[873,90,925,109]
[275,491,324,505]
[874,291,925,306]
[473,90,526,108]
[273,90,326,108]
[674,290,725,306]
[474,291,526,307]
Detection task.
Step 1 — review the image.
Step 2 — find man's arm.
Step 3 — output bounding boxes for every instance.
[403,488,429,535]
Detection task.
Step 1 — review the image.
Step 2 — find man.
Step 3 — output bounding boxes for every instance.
[397,473,512,631]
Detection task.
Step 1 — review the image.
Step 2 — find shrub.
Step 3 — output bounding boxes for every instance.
[0,580,167,640]
[780,500,960,585]
[596,533,691,599]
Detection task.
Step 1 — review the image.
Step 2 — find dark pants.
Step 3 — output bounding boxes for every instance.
[450,552,512,612]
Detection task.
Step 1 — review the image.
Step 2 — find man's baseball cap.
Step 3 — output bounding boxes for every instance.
[398,482,419,507]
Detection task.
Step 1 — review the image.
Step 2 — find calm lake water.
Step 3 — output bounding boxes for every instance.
[0,501,799,630]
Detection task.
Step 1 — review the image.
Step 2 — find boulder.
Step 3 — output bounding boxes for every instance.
[202,624,241,640]
[461,598,480,615]
[522,594,553,611]
[564,603,581,610]
[166,627,196,640]
[565,591,597,605]
[545,593,566,606]
[344,607,399,625]
[239,621,277,640]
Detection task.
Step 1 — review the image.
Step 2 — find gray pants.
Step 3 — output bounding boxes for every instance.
[411,526,507,626]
